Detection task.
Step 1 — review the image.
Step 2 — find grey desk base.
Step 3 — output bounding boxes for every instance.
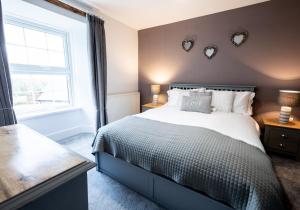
[20,173,88,210]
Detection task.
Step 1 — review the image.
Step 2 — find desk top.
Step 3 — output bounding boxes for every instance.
[0,124,95,208]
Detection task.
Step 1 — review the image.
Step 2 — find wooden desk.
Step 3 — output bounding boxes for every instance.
[0,124,95,210]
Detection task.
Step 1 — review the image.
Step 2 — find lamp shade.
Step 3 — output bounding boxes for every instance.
[151,84,160,95]
[278,90,300,107]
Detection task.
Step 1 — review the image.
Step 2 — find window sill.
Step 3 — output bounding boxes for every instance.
[17,107,82,121]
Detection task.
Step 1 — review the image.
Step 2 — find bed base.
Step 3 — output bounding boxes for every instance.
[95,152,233,210]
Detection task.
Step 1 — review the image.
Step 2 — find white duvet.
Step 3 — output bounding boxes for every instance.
[137,105,265,152]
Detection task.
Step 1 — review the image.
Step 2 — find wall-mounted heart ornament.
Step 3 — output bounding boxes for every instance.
[204,45,218,59]
[182,39,194,52]
[231,31,248,47]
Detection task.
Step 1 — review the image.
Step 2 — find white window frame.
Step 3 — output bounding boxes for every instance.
[4,16,74,111]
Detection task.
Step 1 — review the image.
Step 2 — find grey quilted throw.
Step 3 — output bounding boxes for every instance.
[92,116,284,210]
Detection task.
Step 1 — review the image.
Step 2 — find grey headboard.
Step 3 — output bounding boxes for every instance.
[169,83,255,92]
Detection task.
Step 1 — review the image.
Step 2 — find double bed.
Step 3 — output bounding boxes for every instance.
[92,83,284,210]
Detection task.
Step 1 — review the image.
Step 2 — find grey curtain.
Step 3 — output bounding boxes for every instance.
[0,1,16,126]
[87,14,107,130]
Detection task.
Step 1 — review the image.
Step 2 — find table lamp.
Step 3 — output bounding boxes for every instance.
[151,84,160,104]
[278,90,300,123]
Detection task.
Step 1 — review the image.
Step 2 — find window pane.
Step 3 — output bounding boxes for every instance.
[48,51,65,67]
[4,24,25,45]
[6,44,27,64]
[4,20,72,114]
[27,48,48,66]
[24,28,47,49]
[46,33,64,52]
[12,74,70,114]
[5,22,69,69]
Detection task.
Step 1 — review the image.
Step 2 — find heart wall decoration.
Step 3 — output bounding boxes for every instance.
[231,31,248,47]
[204,45,218,59]
[182,39,194,52]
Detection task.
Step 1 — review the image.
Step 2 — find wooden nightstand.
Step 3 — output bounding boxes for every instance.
[263,118,300,161]
[142,103,164,112]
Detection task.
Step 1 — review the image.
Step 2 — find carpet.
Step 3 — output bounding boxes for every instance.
[271,155,300,210]
[60,134,163,210]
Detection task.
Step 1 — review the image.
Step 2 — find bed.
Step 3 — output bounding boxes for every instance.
[92,83,284,210]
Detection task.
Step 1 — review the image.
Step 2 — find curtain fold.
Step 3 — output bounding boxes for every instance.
[87,14,107,130]
[0,0,16,127]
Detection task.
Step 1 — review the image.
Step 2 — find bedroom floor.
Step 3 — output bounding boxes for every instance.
[59,133,163,210]
[59,133,300,210]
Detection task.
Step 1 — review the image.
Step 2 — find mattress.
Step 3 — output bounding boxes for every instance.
[137,105,264,152]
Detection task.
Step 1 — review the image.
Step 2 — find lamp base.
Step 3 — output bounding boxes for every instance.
[279,106,291,123]
[152,95,159,104]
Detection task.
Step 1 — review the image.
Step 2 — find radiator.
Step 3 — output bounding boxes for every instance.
[107,92,140,123]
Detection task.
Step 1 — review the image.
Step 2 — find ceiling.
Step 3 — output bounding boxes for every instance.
[78,0,269,30]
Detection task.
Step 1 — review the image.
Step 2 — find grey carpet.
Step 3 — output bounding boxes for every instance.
[59,134,300,210]
[271,155,300,210]
[59,134,163,210]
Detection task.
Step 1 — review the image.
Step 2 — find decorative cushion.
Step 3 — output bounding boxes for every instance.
[189,91,211,97]
[180,92,212,113]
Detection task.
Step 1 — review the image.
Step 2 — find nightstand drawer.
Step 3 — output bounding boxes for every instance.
[268,128,299,154]
[268,137,298,153]
[269,128,299,143]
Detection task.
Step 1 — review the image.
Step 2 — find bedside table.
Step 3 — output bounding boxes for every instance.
[263,118,300,161]
[142,103,164,112]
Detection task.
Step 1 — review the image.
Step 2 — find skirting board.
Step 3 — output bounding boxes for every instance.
[48,125,95,141]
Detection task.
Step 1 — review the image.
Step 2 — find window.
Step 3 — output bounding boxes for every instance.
[4,18,73,115]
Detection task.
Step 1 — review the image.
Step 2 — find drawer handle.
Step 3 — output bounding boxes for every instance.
[281,134,288,139]
[279,143,285,149]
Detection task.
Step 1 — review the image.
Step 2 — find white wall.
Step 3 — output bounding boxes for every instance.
[2,0,139,141]
[103,13,138,94]
[107,92,140,122]
[63,0,139,94]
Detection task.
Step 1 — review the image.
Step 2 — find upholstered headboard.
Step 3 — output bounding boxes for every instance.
[169,83,255,92]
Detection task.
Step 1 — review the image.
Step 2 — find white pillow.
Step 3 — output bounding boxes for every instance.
[247,92,255,115]
[167,89,188,107]
[189,88,206,93]
[167,88,205,107]
[211,91,235,112]
[233,92,255,115]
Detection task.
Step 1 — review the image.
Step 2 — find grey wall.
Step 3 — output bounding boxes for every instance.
[138,0,300,120]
